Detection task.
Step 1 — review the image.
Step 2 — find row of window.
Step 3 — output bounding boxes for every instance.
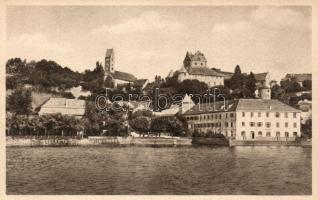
[242,122,297,128]
[241,131,298,137]
[241,112,297,118]
[186,113,235,121]
[187,111,298,121]
[192,123,221,128]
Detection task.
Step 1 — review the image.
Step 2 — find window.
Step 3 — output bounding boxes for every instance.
[251,112,254,117]
[258,131,262,136]
[231,131,234,137]
[285,122,288,128]
[266,112,270,117]
[211,115,214,120]
[242,122,245,126]
[225,122,228,127]
[230,113,234,118]
[266,132,271,137]
[293,113,297,118]
[241,131,246,137]
[276,122,280,128]
[284,113,288,118]
[250,122,255,127]
[285,132,289,138]
[231,122,233,127]
[207,115,210,120]
[258,112,261,117]
[266,122,271,128]
[242,112,245,117]
[257,122,262,127]
[293,123,297,128]
[293,132,297,137]
[226,113,228,118]
[219,114,221,119]
[204,116,206,120]
[276,132,280,137]
[275,112,280,118]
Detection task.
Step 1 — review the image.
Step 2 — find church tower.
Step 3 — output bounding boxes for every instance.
[105,48,115,75]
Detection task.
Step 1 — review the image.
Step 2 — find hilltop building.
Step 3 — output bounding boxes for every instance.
[104,49,139,87]
[182,93,301,141]
[283,73,312,87]
[254,72,271,88]
[174,51,226,87]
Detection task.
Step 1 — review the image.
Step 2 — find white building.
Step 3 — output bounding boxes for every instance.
[183,98,301,141]
[104,49,138,87]
[174,51,226,87]
[38,98,85,118]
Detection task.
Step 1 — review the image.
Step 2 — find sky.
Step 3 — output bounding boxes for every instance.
[6,6,311,81]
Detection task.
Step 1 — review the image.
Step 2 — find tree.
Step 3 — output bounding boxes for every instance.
[302,79,312,91]
[129,116,151,135]
[245,72,256,98]
[7,87,32,116]
[225,65,245,90]
[280,79,302,93]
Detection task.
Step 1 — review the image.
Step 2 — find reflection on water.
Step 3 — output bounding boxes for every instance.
[6,146,311,195]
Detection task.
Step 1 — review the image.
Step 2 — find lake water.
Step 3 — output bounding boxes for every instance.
[6,146,311,195]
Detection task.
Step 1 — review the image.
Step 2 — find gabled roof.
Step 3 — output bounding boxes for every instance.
[236,99,299,112]
[111,70,137,82]
[285,73,312,82]
[133,79,148,88]
[254,72,268,81]
[183,99,300,115]
[188,67,226,77]
[39,98,86,116]
[143,82,155,91]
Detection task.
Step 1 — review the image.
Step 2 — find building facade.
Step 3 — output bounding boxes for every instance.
[175,51,225,87]
[183,99,301,141]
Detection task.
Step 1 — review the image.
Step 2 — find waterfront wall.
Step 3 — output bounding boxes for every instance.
[6,136,192,147]
[229,139,307,146]
[192,137,229,146]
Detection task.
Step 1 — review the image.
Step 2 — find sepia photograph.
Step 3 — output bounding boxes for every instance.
[3,1,314,197]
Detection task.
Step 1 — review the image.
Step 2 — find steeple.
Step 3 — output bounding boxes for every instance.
[105,48,115,74]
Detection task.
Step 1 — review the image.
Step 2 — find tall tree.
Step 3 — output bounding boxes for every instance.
[7,87,32,116]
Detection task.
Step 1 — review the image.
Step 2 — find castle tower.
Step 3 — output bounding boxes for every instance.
[105,48,115,74]
[183,51,207,71]
[259,86,271,100]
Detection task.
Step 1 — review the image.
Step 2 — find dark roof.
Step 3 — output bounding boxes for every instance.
[188,67,226,77]
[190,51,207,62]
[105,49,113,58]
[111,71,137,82]
[133,79,148,87]
[254,72,268,81]
[236,99,299,112]
[212,68,234,80]
[285,74,312,82]
[143,82,155,91]
[183,99,299,115]
[184,100,239,115]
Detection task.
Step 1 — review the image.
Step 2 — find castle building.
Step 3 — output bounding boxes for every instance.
[104,49,138,87]
[182,94,301,141]
[174,51,226,87]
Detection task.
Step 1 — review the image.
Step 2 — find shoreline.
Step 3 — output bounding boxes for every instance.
[6,136,311,148]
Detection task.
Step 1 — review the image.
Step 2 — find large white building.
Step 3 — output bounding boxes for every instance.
[183,98,301,141]
[174,51,226,87]
[38,98,86,118]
